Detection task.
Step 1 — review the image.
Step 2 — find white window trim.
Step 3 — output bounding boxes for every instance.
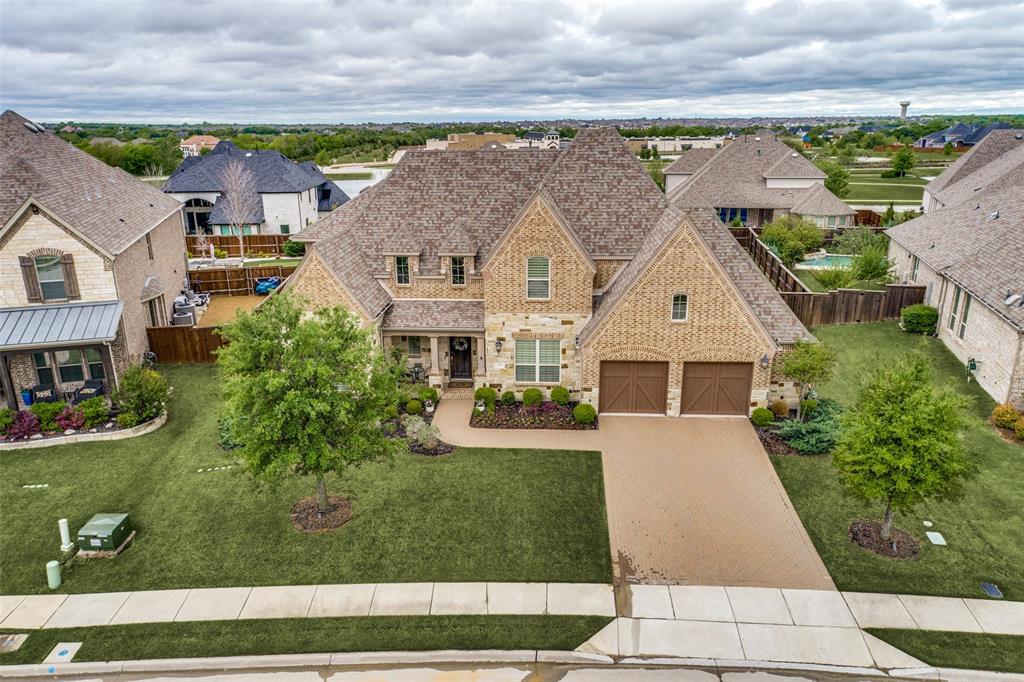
[514,338,560,385]
[526,256,551,301]
[670,293,689,322]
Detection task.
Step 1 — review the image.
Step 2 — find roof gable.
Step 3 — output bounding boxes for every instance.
[482,191,595,275]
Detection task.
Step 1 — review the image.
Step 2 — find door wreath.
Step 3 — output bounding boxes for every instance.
[451,337,469,352]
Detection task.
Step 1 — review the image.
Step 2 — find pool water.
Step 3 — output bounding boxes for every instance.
[799,254,854,269]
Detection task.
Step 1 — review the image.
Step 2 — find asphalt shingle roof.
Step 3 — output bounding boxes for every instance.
[790,184,856,216]
[162,141,337,195]
[382,299,484,331]
[927,132,1024,209]
[0,110,182,255]
[663,148,718,175]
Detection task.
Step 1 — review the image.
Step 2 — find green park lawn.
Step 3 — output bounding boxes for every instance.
[242,258,301,268]
[846,172,928,185]
[326,171,373,180]
[0,366,612,595]
[773,322,1024,600]
[845,182,924,203]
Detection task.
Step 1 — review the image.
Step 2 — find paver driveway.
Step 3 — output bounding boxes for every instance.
[435,400,833,590]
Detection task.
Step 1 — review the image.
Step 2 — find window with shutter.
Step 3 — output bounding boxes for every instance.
[34,255,66,301]
[526,256,550,299]
[19,256,43,302]
[60,253,80,299]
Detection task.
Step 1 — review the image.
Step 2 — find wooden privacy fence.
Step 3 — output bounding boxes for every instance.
[187,265,297,296]
[732,228,809,293]
[186,234,291,258]
[780,285,926,327]
[146,326,224,364]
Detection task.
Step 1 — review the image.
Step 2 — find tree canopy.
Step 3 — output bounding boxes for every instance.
[815,160,850,198]
[891,147,916,177]
[782,340,837,419]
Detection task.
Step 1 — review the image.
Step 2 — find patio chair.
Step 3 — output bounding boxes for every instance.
[31,384,59,403]
[73,379,106,404]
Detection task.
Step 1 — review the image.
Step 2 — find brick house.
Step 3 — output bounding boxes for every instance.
[666,134,855,228]
[288,127,810,416]
[0,110,187,409]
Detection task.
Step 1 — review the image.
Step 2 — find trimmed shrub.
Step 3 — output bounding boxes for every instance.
[522,388,543,408]
[773,398,842,455]
[992,403,1020,429]
[750,407,774,428]
[116,412,141,429]
[79,397,109,428]
[769,399,789,419]
[500,391,516,406]
[8,410,40,439]
[880,169,898,178]
[573,403,597,424]
[1014,417,1024,442]
[56,404,85,431]
[384,404,400,420]
[281,240,306,257]
[113,366,169,424]
[413,422,441,450]
[0,407,13,435]
[474,386,497,414]
[902,304,939,335]
[813,267,854,291]
[418,386,439,404]
[30,401,66,432]
[550,386,570,406]
[406,398,423,415]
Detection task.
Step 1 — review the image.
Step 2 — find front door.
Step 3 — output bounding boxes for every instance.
[449,337,472,379]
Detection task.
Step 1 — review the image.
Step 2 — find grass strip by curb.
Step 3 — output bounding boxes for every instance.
[0,615,611,665]
[867,629,1024,674]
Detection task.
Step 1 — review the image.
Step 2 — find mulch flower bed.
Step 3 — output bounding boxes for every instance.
[848,520,920,560]
[470,403,597,430]
[290,495,352,533]
[408,440,455,456]
[755,426,800,456]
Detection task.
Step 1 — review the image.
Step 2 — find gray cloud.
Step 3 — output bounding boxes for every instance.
[1,0,1022,122]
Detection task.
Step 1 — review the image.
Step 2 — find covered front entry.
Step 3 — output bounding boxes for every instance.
[598,361,668,414]
[448,336,473,380]
[681,362,753,416]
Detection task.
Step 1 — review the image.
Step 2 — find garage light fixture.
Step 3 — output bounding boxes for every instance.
[759,354,770,369]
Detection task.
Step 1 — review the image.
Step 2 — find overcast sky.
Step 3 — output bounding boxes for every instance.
[1,0,1022,123]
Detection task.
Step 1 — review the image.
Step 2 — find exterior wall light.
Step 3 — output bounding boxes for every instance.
[759,354,771,369]
[494,339,503,354]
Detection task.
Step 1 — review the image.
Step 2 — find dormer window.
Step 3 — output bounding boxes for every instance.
[451,256,465,286]
[395,256,410,285]
[526,256,550,299]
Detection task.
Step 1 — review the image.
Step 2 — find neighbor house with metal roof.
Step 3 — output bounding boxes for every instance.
[666,134,855,228]
[287,127,811,416]
[0,110,188,409]
[162,141,349,237]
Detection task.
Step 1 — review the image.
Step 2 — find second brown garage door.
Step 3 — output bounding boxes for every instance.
[681,362,754,415]
[599,361,668,414]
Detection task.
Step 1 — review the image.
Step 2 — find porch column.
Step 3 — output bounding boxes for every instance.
[100,344,117,391]
[428,336,442,387]
[0,353,17,410]
[474,335,486,378]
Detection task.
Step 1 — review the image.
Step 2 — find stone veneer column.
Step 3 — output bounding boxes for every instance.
[428,336,442,387]
[474,336,486,378]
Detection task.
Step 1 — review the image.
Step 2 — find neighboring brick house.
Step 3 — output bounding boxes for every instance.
[288,127,811,416]
[667,134,855,228]
[162,142,349,237]
[0,110,187,409]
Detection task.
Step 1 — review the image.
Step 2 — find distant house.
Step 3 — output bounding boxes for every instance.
[90,137,125,146]
[520,130,562,149]
[425,132,515,151]
[178,135,221,157]
[0,110,187,409]
[667,134,855,228]
[162,141,349,236]
[887,130,1024,407]
[915,122,1011,148]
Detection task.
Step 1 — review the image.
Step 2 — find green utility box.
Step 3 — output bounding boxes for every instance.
[77,513,132,552]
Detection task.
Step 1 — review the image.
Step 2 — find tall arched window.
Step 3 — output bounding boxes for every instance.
[184,198,214,235]
[526,256,550,299]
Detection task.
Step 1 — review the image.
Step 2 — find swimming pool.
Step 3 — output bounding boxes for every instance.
[799,254,854,269]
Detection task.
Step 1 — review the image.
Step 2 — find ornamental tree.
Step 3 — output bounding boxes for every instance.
[815,160,850,198]
[781,340,836,420]
[833,351,973,541]
[217,293,404,516]
[891,147,916,177]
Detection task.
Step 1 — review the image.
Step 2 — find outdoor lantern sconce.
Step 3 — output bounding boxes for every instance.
[494,338,503,354]
[759,354,770,369]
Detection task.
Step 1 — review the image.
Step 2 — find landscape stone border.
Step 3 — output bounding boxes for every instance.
[0,412,167,451]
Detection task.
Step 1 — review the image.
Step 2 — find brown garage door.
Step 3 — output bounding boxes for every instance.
[681,362,754,415]
[599,361,668,414]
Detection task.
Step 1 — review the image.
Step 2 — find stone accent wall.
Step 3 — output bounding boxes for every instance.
[111,211,188,363]
[594,259,627,290]
[482,312,588,396]
[0,210,116,307]
[287,251,373,326]
[581,220,776,415]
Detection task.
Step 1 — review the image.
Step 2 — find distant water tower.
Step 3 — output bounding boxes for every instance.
[899,101,911,120]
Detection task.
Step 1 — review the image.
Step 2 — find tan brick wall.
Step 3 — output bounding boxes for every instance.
[483,197,594,316]
[385,275,484,299]
[594,259,627,290]
[0,211,116,307]
[288,251,373,327]
[581,221,776,415]
[889,241,944,305]
[1010,341,1024,410]
[111,211,188,363]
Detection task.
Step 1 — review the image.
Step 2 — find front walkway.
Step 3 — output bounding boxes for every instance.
[435,400,833,590]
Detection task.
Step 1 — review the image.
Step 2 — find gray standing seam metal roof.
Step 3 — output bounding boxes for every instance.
[0,301,124,350]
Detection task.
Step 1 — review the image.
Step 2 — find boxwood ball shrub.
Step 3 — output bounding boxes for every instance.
[750,407,774,428]
[991,403,1020,429]
[383,404,400,420]
[417,386,439,404]
[550,386,570,406]
[769,399,789,419]
[573,403,597,424]
[113,366,169,424]
[406,398,423,415]
[522,387,543,408]
[901,304,939,335]
[500,391,516,406]
[30,401,66,432]
[79,396,109,428]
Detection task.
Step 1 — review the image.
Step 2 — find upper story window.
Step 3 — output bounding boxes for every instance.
[717,207,748,224]
[35,256,66,300]
[671,293,689,321]
[395,256,410,285]
[451,257,465,285]
[526,256,550,299]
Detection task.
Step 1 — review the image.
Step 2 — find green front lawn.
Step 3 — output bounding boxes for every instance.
[868,630,1024,674]
[0,366,611,595]
[773,323,1024,599]
[0,615,610,665]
